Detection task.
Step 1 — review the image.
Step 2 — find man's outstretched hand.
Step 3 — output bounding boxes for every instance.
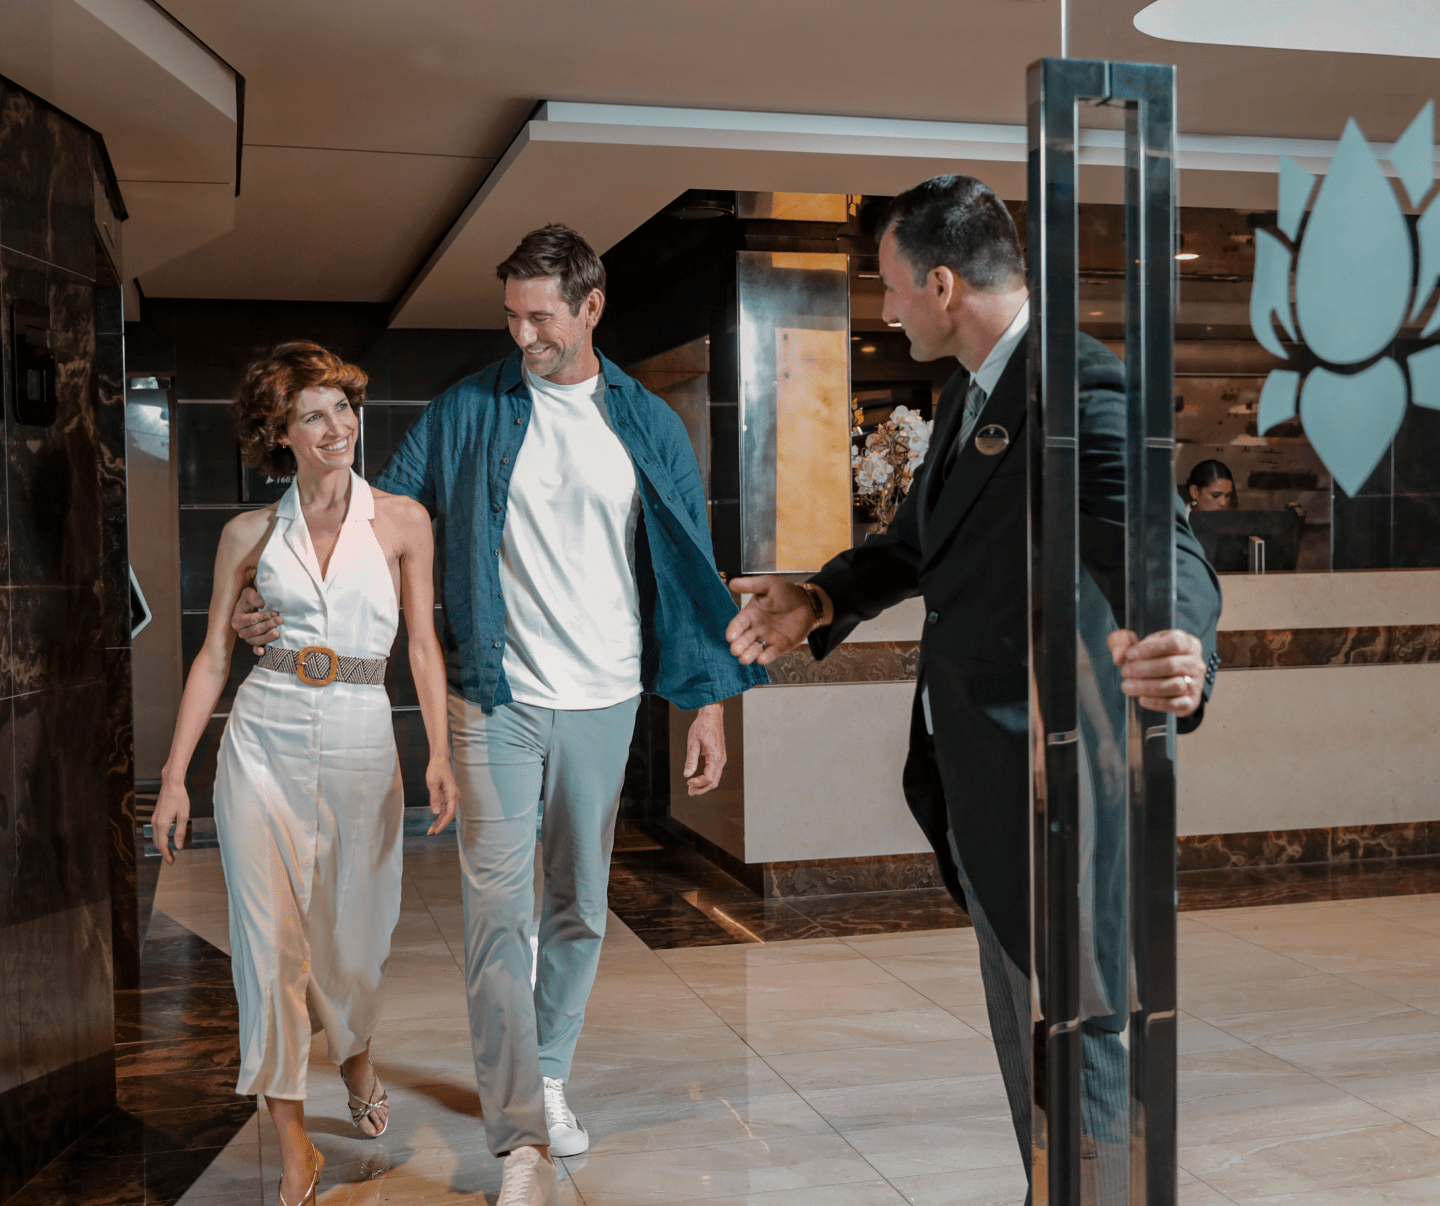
[1108,628,1206,716]
[725,575,832,666]
[232,586,283,653]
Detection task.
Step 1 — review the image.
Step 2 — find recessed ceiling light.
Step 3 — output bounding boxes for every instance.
[860,345,877,354]
[1089,310,1105,315]
[886,321,903,328]
[1175,251,1200,260]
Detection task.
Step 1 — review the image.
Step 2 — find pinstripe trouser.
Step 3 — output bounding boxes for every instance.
[950,836,1129,1206]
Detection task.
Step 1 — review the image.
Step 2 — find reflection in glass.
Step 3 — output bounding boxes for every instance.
[736,250,852,572]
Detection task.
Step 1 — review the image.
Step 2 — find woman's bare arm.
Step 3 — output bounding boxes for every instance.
[390,496,459,833]
[151,511,272,862]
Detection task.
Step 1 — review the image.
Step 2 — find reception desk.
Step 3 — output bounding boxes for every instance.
[670,570,1440,892]
[1178,569,1440,865]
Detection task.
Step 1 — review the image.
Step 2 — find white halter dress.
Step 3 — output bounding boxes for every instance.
[214,471,404,1099]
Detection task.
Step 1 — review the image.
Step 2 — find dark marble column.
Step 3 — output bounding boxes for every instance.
[0,75,126,1202]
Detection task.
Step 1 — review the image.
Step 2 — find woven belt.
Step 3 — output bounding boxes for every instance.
[257,644,388,687]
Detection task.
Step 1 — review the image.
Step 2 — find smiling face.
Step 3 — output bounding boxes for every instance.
[1190,477,1235,511]
[504,276,603,383]
[878,229,956,364]
[281,385,358,476]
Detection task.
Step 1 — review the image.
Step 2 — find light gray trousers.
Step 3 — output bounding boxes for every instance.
[449,693,640,1156]
[950,837,1128,1206]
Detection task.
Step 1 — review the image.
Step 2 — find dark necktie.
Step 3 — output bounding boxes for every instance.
[942,379,988,482]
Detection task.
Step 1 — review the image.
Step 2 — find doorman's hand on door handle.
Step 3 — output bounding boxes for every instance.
[1108,628,1205,717]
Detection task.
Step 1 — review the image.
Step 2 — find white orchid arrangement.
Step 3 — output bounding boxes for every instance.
[852,404,933,532]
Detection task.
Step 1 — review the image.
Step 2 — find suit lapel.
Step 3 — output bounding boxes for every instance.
[920,347,1028,573]
[921,370,971,521]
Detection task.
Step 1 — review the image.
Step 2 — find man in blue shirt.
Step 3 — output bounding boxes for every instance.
[237,225,763,1206]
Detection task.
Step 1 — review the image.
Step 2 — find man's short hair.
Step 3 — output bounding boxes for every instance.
[495,224,606,315]
[876,175,1026,292]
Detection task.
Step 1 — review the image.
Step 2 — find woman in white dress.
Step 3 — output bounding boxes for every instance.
[151,341,459,1206]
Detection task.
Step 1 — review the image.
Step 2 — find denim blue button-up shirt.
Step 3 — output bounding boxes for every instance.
[373,348,768,712]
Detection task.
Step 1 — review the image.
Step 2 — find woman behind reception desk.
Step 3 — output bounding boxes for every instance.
[1183,459,1305,572]
[1185,459,1236,512]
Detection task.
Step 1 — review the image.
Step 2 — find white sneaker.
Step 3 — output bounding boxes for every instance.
[542,1076,589,1157]
[497,1145,559,1206]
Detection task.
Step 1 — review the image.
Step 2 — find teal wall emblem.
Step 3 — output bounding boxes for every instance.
[1252,101,1440,497]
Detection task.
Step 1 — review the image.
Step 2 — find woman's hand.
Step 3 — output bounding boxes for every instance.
[152,781,191,864]
[425,753,459,835]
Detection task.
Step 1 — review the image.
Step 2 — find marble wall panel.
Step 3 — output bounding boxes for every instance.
[1,251,101,592]
[0,1049,113,1203]
[0,75,126,1200]
[11,685,108,923]
[0,588,11,709]
[1219,625,1440,669]
[764,640,920,685]
[1178,821,1440,870]
[106,647,138,991]
[0,87,95,281]
[6,586,103,699]
[763,851,944,897]
[96,322,130,650]
[13,902,112,1084]
[0,697,17,1090]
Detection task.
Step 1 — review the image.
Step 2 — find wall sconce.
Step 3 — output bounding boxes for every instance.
[11,301,58,426]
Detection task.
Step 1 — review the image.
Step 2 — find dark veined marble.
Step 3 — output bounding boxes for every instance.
[784,888,971,937]
[6,860,254,1205]
[763,640,921,685]
[1180,856,1440,911]
[1179,821,1440,870]
[765,852,945,897]
[1217,624,1440,669]
[606,823,969,949]
[106,648,139,992]
[0,77,134,1201]
[0,85,97,280]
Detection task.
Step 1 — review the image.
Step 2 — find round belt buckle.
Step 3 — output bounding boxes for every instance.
[296,645,338,687]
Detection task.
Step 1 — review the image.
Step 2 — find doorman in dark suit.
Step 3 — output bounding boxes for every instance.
[727,175,1222,1205]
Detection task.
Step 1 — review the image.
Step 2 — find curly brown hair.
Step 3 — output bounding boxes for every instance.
[232,341,367,477]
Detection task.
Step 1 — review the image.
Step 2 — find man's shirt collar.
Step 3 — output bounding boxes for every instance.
[971,297,1030,398]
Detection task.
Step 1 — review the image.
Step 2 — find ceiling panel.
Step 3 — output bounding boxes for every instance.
[137,145,491,301]
[114,0,1438,311]
[156,0,1057,158]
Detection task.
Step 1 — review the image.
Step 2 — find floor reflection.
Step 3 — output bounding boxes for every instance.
[18,826,1440,1203]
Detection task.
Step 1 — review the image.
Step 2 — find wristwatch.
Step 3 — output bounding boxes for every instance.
[798,582,826,624]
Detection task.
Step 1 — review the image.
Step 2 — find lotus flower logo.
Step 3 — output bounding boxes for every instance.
[1252,101,1440,496]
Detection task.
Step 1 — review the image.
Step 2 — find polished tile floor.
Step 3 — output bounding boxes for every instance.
[36,832,1440,1205]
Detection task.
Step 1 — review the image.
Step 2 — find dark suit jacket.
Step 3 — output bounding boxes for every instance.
[809,333,1222,975]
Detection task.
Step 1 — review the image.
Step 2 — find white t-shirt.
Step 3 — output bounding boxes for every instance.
[499,368,643,709]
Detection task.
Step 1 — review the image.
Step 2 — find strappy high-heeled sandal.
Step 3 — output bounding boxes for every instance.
[340,1064,390,1138]
[278,1146,323,1206]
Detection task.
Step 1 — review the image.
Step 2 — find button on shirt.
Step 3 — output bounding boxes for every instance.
[500,369,643,708]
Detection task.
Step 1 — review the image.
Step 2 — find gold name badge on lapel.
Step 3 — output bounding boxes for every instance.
[974,424,1009,456]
